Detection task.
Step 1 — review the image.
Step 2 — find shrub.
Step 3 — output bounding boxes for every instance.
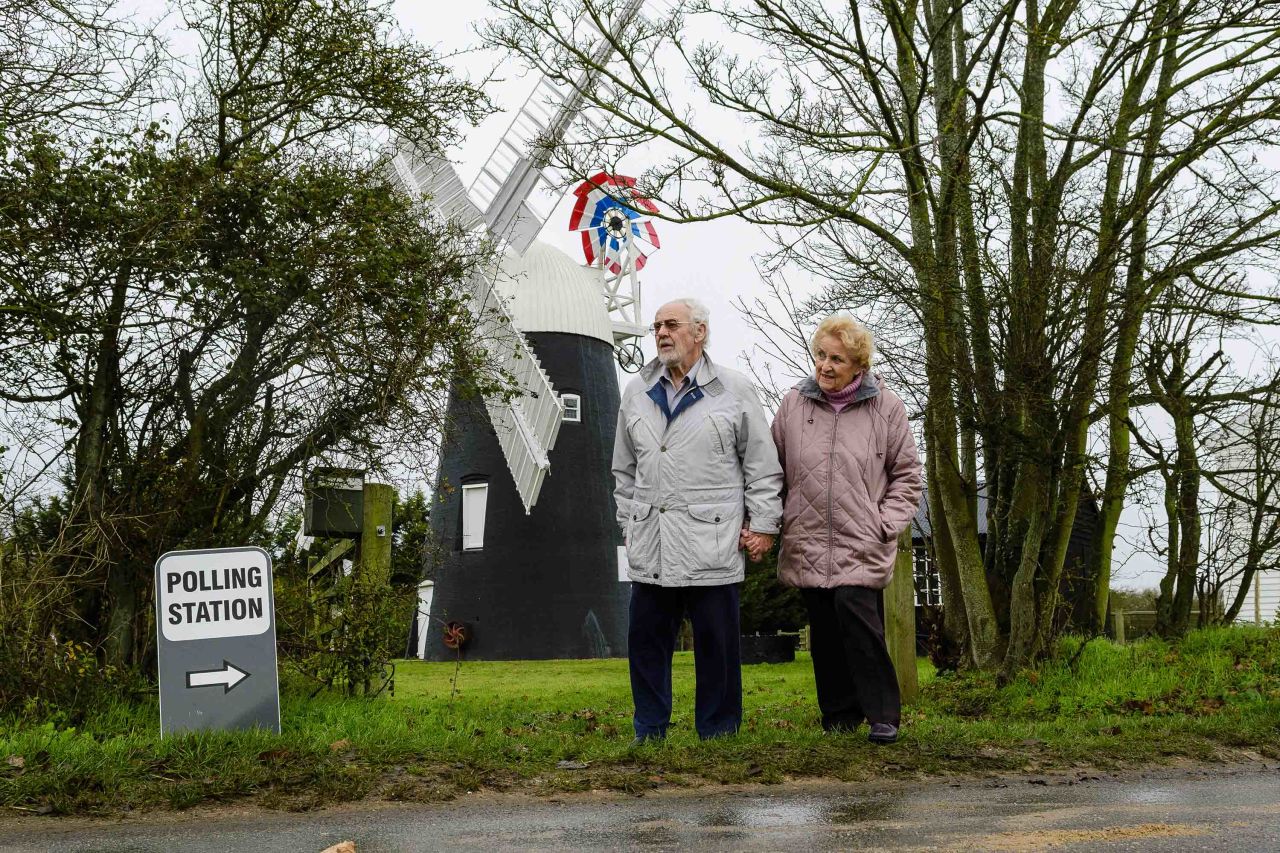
[273,534,416,697]
[0,535,131,721]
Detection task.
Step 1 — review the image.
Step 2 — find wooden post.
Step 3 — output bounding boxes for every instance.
[884,531,919,704]
[1112,609,1126,645]
[1255,572,1263,625]
[359,482,395,586]
[358,482,395,694]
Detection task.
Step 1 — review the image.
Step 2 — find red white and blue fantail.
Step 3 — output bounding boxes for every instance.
[568,173,660,275]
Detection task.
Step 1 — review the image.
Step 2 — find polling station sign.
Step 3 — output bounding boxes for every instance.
[154,546,280,736]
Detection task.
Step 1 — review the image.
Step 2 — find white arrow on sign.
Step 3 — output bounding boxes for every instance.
[185,661,250,693]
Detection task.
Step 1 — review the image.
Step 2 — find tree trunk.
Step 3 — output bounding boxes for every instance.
[1154,471,1183,636]
[1086,0,1182,634]
[1170,409,1201,634]
[1090,322,1140,634]
[926,413,969,654]
[73,265,131,666]
[103,561,141,668]
[1000,459,1049,679]
[1033,444,1088,659]
[1221,561,1260,624]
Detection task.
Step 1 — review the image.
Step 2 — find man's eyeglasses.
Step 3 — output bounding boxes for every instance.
[648,320,696,335]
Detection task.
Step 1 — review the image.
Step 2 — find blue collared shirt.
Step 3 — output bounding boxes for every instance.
[659,356,704,411]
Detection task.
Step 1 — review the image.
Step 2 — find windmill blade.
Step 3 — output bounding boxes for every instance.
[386,141,563,512]
[471,274,564,513]
[385,143,485,231]
[390,2,658,511]
[470,0,649,255]
[469,75,564,241]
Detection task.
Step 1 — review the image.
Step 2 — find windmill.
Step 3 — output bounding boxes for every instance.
[389,1,663,660]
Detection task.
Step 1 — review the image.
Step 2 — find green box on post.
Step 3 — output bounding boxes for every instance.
[304,467,365,538]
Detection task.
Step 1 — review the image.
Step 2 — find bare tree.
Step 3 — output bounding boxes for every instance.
[1200,380,1280,625]
[1127,283,1280,637]
[0,0,162,135]
[486,0,1280,673]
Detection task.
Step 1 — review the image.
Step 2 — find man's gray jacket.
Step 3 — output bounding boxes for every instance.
[612,353,783,586]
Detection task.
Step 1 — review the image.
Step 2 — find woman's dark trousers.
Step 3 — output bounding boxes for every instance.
[628,581,742,740]
[801,585,900,731]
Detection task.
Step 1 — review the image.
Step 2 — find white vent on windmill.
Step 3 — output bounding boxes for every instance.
[384,0,650,513]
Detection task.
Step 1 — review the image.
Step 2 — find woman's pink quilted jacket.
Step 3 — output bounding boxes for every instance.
[770,374,923,590]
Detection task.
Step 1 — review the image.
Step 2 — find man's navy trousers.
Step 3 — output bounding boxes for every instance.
[628,581,741,740]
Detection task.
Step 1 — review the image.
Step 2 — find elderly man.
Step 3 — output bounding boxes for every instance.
[613,298,783,744]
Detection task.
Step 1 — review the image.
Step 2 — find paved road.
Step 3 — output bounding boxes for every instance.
[1,765,1276,851]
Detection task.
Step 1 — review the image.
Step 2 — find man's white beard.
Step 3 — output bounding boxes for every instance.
[657,347,682,367]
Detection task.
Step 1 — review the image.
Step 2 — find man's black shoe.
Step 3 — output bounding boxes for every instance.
[867,723,899,744]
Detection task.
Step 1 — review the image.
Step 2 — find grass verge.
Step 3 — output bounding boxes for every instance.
[2,626,1277,816]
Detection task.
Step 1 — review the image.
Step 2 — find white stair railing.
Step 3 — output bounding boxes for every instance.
[471,275,564,513]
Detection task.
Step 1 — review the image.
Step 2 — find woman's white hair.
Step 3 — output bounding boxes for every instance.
[669,297,711,347]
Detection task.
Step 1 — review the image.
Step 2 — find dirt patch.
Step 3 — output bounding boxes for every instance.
[980,822,1205,850]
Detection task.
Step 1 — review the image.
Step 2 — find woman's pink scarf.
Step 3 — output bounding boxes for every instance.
[822,372,864,412]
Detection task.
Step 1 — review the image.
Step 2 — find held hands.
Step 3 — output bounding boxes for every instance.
[738,527,776,562]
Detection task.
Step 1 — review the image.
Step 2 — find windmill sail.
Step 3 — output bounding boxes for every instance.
[472,271,564,512]
[387,147,562,512]
[469,0,649,255]
[388,145,485,230]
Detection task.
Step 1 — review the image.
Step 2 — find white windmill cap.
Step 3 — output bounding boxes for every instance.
[494,241,613,345]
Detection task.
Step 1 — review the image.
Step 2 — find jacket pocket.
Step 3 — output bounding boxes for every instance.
[857,534,900,589]
[703,413,736,456]
[624,500,658,572]
[627,414,658,453]
[876,505,898,543]
[687,502,743,571]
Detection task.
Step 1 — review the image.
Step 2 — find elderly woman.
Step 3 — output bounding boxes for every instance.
[768,315,922,744]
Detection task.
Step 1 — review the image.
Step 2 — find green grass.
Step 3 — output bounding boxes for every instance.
[2,626,1277,816]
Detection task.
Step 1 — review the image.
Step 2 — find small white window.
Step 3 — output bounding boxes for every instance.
[561,393,582,423]
[461,483,488,551]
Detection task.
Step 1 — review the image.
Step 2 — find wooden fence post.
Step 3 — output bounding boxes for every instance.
[1112,609,1126,645]
[359,482,395,587]
[884,530,919,704]
[358,482,395,694]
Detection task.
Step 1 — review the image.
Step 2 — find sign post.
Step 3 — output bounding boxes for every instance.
[154,546,281,736]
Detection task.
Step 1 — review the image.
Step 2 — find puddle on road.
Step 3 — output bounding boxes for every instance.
[698,802,822,828]
[826,798,899,823]
[628,822,693,845]
[695,795,900,829]
[1119,785,1182,805]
